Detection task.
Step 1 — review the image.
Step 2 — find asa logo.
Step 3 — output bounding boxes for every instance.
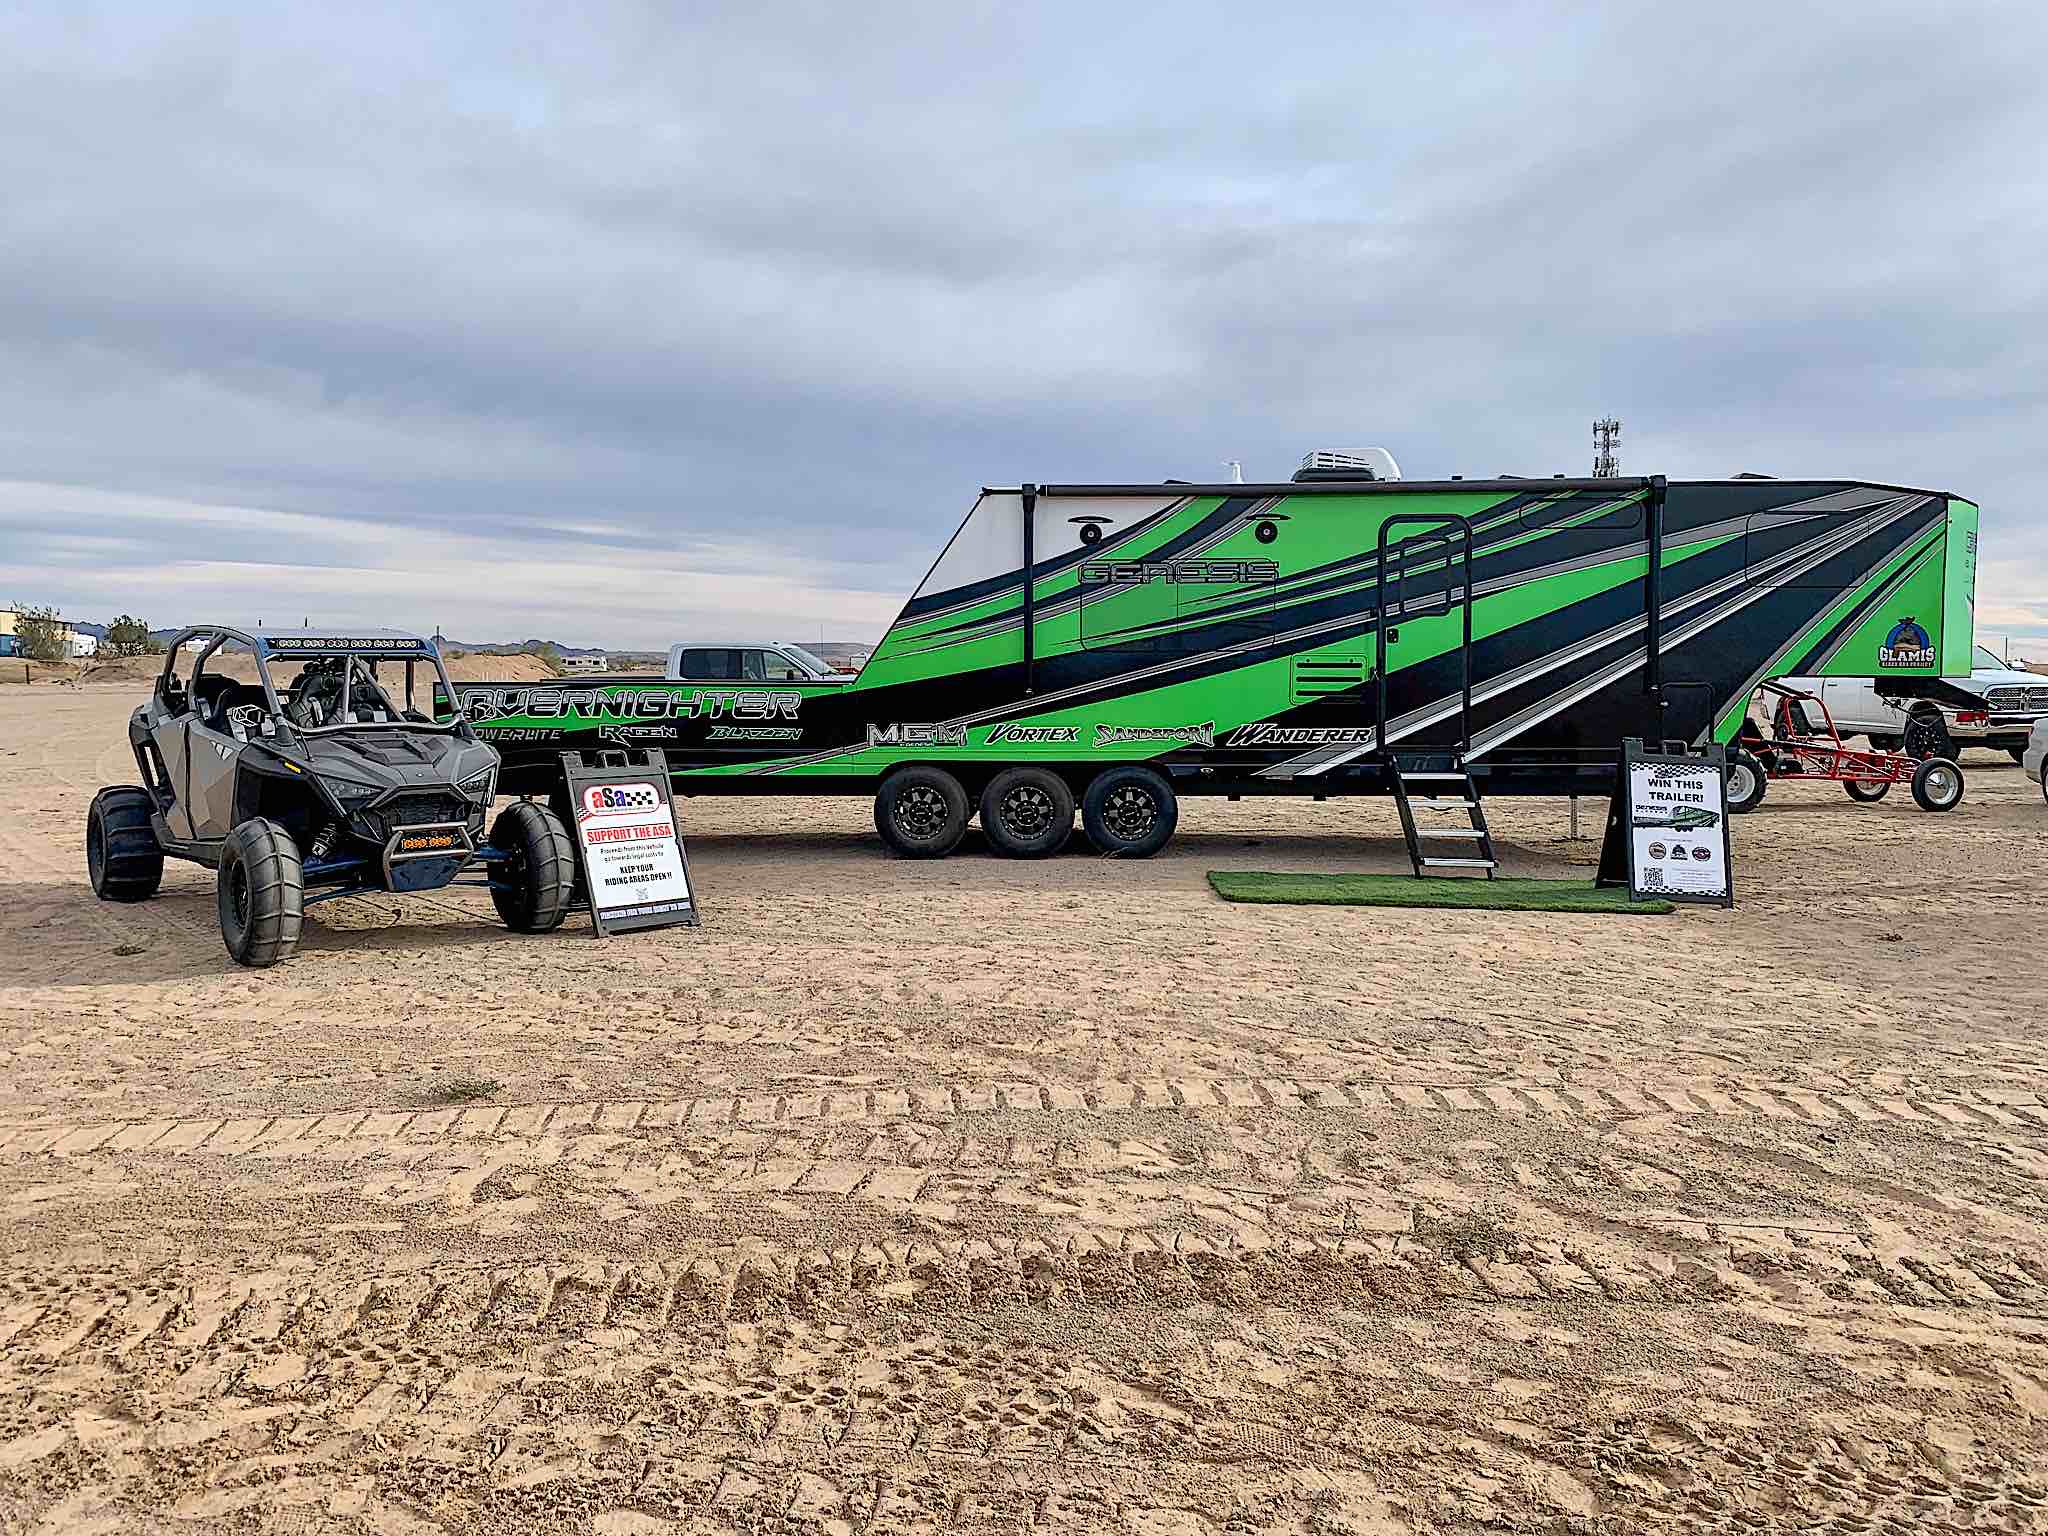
[1879,617,1934,669]
[583,782,660,815]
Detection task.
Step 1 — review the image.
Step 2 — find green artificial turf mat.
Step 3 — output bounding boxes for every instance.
[1206,871,1676,914]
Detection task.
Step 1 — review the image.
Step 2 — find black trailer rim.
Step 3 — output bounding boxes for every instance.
[895,784,950,840]
[1103,784,1158,841]
[999,784,1056,838]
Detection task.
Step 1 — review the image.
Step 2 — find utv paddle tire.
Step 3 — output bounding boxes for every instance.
[1082,765,1179,857]
[217,818,304,968]
[489,801,577,932]
[979,767,1075,858]
[86,786,164,902]
[1910,756,1964,812]
[1725,750,1768,814]
[1843,777,1891,803]
[874,767,970,858]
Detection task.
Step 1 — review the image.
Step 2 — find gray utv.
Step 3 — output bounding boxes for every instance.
[86,626,576,967]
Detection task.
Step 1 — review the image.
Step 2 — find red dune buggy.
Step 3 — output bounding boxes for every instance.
[1727,681,1964,814]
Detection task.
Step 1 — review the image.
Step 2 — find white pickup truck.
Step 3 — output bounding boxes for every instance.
[659,642,856,683]
[1782,645,2048,761]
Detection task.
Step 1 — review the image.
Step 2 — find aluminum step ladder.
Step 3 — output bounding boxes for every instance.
[1390,758,1497,878]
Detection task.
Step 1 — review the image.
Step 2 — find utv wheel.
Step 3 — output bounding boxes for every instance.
[1082,765,1179,857]
[1910,756,1964,812]
[874,767,970,858]
[489,801,577,932]
[1901,711,1953,762]
[87,786,163,902]
[1843,777,1891,803]
[1724,750,1767,814]
[217,818,304,968]
[978,767,1075,858]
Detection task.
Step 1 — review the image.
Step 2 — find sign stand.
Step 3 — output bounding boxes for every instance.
[1596,738,1734,906]
[557,749,699,935]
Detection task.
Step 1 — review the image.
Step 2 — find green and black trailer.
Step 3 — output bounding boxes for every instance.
[455,465,1979,859]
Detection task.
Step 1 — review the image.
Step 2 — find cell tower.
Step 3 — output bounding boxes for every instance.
[1592,417,1621,478]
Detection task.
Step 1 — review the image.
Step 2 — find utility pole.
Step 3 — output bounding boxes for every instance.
[1592,418,1621,478]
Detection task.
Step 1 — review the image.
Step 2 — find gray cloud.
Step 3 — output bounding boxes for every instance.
[2,0,2044,648]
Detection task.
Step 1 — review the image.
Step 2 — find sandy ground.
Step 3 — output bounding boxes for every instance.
[2,685,2046,1534]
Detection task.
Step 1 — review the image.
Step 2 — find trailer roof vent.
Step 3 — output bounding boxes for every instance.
[1293,448,1403,483]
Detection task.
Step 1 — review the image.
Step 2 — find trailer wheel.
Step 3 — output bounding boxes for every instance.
[978,767,1075,858]
[1843,777,1891,802]
[489,802,577,931]
[87,786,164,902]
[1725,750,1767,814]
[1901,710,1953,762]
[217,818,304,968]
[874,767,970,858]
[1082,766,1179,857]
[1910,756,1964,812]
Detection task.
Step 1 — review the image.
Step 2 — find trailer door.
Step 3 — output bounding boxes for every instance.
[1375,515,1476,754]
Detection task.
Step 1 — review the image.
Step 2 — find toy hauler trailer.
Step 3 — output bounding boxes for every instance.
[454,468,1979,860]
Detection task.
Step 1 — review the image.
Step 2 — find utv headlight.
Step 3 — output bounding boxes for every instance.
[459,766,498,804]
[324,776,383,809]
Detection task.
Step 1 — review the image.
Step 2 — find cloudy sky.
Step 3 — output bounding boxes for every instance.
[2,1,2043,649]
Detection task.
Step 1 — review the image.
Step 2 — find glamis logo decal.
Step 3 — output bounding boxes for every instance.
[1879,617,1934,669]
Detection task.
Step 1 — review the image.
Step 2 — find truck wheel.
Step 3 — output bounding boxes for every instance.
[2009,745,2026,764]
[978,767,1075,858]
[1082,765,1179,857]
[489,802,576,931]
[1843,777,1891,802]
[1910,756,1964,812]
[217,818,304,968]
[1725,750,1767,814]
[1901,711,1953,762]
[874,767,969,858]
[87,786,164,902]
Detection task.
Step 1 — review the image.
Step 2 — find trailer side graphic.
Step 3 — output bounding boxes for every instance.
[458,474,1976,854]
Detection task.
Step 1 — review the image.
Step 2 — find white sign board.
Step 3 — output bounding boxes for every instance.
[560,752,698,934]
[1623,742,1733,905]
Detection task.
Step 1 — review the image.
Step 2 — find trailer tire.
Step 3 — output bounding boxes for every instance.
[1910,756,1964,812]
[1725,750,1767,814]
[874,767,970,858]
[978,767,1074,858]
[1901,710,1953,762]
[1843,777,1891,802]
[1082,766,1178,857]
[490,801,577,932]
[87,786,164,902]
[217,818,304,968]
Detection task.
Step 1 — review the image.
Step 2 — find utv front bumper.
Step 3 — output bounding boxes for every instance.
[381,821,476,892]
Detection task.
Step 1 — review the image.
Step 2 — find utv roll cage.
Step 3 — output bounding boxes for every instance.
[158,625,471,741]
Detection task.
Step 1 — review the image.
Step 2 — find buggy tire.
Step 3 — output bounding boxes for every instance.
[1082,765,1179,857]
[1910,756,1964,812]
[217,818,304,968]
[1843,777,1891,802]
[874,767,970,858]
[1725,750,1768,814]
[87,786,163,902]
[1901,710,1953,762]
[489,801,576,932]
[979,767,1075,858]
[1868,733,1902,752]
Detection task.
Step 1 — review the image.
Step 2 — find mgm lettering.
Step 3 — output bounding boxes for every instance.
[465,687,802,724]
